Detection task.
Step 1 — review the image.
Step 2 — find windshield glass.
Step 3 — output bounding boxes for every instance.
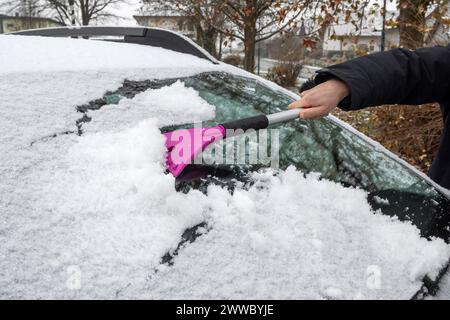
[102,72,450,241]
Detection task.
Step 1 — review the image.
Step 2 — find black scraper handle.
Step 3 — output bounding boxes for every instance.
[222,114,269,131]
[221,109,301,133]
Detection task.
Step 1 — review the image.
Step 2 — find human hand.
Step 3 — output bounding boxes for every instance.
[288,79,350,120]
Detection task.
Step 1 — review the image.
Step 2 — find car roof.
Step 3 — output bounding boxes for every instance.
[8,26,219,64]
[0,27,223,75]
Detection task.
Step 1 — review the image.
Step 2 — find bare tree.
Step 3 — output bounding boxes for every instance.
[399,0,430,49]
[1,0,125,26]
[211,0,307,71]
[142,0,308,71]
[213,0,372,71]
[46,0,124,25]
[142,0,224,58]
[142,1,371,72]
[1,0,41,16]
[366,0,449,50]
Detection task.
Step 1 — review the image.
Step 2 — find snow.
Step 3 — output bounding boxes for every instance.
[434,273,450,299]
[1,34,450,299]
[0,70,217,299]
[0,35,210,74]
[84,80,216,134]
[145,168,450,300]
[26,120,208,298]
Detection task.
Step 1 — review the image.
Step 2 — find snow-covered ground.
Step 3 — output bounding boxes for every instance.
[1,35,449,299]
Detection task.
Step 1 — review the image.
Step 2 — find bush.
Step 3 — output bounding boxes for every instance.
[222,54,243,67]
[265,62,302,88]
[369,104,442,172]
[334,104,443,173]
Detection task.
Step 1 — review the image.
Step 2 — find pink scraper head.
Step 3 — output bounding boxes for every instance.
[164,125,226,177]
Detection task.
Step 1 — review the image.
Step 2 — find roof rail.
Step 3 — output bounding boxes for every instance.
[9,26,219,64]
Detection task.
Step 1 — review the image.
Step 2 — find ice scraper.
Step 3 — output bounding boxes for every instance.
[164,109,302,177]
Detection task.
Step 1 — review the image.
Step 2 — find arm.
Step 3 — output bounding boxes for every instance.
[289,46,450,118]
[318,46,450,110]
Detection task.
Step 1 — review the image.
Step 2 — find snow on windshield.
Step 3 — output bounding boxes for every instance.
[1,35,449,299]
[147,167,449,300]
[83,81,216,134]
[1,77,449,299]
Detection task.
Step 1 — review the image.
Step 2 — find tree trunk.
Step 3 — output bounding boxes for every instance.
[203,28,218,58]
[243,23,257,72]
[399,0,427,49]
[79,0,90,26]
[196,24,218,58]
[81,12,90,26]
[195,22,204,45]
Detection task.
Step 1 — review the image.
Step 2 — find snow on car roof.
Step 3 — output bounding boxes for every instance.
[1,34,450,299]
[0,35,217,74]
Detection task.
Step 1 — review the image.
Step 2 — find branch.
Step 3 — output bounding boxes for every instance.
[256,9,304,42]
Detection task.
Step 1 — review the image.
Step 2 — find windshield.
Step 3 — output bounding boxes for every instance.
[101,72,450,242]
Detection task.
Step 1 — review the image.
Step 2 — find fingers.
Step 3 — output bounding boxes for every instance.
[288,80,342,120]
[288,88,315,110]
[299,106,330,120]
[288,95,312,110]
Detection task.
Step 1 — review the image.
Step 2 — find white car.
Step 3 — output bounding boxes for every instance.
[0,27,449,300]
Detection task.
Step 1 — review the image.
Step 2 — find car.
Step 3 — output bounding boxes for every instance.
[0,26,449,300]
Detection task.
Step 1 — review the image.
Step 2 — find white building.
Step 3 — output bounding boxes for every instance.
[323,5,449,57]
[323,10,398,56]
[133,15,197,40]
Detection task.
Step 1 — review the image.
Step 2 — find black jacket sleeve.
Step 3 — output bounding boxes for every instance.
[315,45,450,111]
